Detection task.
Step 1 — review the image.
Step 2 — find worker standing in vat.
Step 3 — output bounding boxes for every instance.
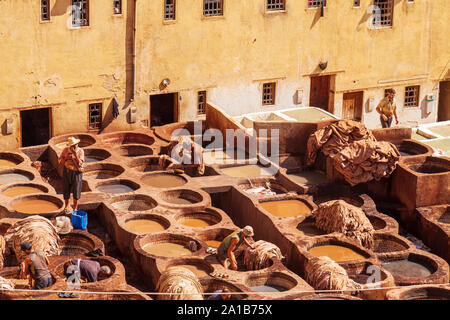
[63,259,111,283]
[19,241,52,290]
[217,226,255,271]
[58,137,85,214]
[376,88,399,128]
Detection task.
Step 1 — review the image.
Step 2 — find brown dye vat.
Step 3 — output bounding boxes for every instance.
[11,199,60,214]
[296,217,326,237]
[287,171,329,185]
[408,162,449,174]
[0,159,18,168]
[142,242,193,257]
[381,260,434,278]
[308,245,366,262]
[125,219,167,234]
[260,200,311,218]
[373,234,410,254]
[2,186,46,197]
[367,216,387,231]
[141,173,187,188]
[221,164,275,178]
[179,218,214,228]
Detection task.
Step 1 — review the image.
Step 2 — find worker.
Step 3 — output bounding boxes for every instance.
[63,258,111,283]
[376,88,399,128]
[207,288,232,300]
[58,137,85,214]
[161,136,205,176]
[217,226,255,271]
[19,241,52,290]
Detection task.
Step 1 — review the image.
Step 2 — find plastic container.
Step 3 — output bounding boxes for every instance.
[71,210,88,230]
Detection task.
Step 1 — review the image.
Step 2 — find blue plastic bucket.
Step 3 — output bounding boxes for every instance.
[72,210,88,230]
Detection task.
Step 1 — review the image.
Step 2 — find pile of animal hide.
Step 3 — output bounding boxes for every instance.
[306,120,400,186]
[0,276,14,290]
[4,216,61,263]
[0,235,6,269]
[315,200,375,249]
[156,267,204,300]
[243,240,284,270]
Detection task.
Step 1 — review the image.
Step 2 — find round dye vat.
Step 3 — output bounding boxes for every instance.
[205,240,222,248]
[0,173,32,185]
[96,184,136,194]
[0,159,18,168]
[125,219,166,234]
[296,222,326,237]
[260,200,311,218]
[381,260,433,278]
[12,199,60,214]
[2,186,45,197]
[165,197,198,205]
[174,265,210,277]
[179,218,214,228]
[142,173,187,188]
[142,242,193,257]
[249,285,288,293]
[287,171,329,185]
[221,165,275,178]
[308,245,366,262]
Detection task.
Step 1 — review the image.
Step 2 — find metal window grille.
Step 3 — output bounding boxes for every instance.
[89,103,102,129]
[308,0,327,8]
[404,86,420,107]
[164,0,176,20]
[72,0,89,27]
[203,0,223,17]
[262,83,276,105]
[354,0,360,7]
[114,0,122,14]
[373,0,393,27]
[267,0,285,11]
[41,0,50,21]
[198,91,207,115]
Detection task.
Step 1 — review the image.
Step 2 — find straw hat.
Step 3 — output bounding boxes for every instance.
[242,226,254,237]
[67,136,80,147]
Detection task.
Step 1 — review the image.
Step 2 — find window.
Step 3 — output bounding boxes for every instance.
[267,0,285,11]
[308,0,327,7]
[404,86,420,107]
[262,83,276,105]
[353,0,360,7]
[164,0,176,20]
[114,0,122,14]
[88,103,102,129]
[198,91,207,115]
[41,0,50,21]
[373,0,393,27]
[72,0,89,27]
[203,0,223,17]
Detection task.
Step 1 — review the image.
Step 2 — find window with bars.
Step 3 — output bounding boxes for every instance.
[262,83,276,106]
[404,86,420,107]
[72,0,89,27]
[41,0,50,21]
[373,0,393,27]
[267,0,285,11]
[308,0,327,7]
[203,0,223,17]
[198,91,207,115]
[88,103,102,130]
[164,0,176,20]
[113,0,122,14]
[354,0,360,7]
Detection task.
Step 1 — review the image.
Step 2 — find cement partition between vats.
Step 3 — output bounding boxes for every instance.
[391,156,450,212]
[341,261,395,300]
[415,205,450,264]
[386,284,450,300]
[59,230,105,257]
[379,250,449,286]
[297,293,363,300]
[6,194,64,219]
[153,121,207,143]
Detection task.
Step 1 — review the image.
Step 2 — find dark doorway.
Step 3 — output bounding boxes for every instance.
[310,75,331,111]
[342,91,363,121]
[150,93,178,127]
[438,81,450,121]
[20,108,51,147]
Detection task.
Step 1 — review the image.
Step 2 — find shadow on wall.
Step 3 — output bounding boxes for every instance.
[420,98,432,120]
[98,99,118,134]
[51,0,71,16]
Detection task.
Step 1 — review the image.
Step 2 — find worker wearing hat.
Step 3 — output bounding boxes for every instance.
[58,137,85,214]
[19,241,52,290]
[217,226,255,271]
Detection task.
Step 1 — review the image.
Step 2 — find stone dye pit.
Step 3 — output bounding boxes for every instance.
[0,123,449,301]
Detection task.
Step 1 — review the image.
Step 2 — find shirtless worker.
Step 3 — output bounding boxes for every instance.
[376,88,399,128]
[217,226,255,271]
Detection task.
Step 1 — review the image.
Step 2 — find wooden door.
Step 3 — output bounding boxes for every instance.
[343,91,363,121]
[310,75,330,111]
